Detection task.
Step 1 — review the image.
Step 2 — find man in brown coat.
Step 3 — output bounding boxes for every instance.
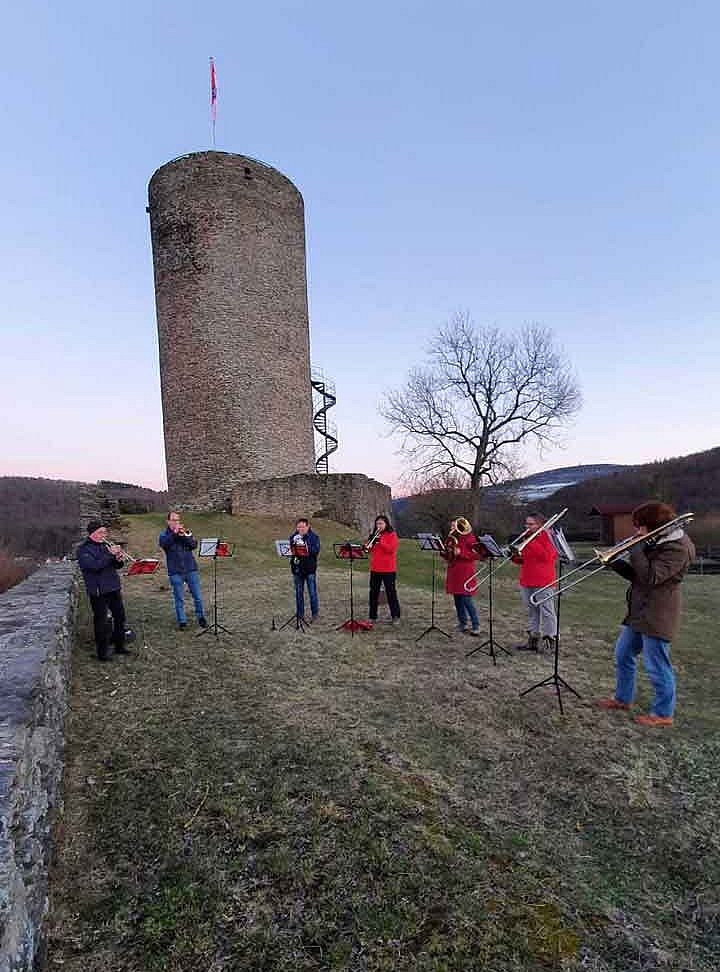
[598,501,695,727]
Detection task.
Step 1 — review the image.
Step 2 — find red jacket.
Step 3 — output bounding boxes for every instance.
[442,533,488,595]
[369,530,399,573]
[513,531,557,588]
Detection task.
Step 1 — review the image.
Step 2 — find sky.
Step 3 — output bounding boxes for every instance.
[1,1,719,493]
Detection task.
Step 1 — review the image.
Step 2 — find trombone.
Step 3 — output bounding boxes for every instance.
[463,508,568,593]
[529,512,694,606]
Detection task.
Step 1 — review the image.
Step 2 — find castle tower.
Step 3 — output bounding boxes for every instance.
[147,151,315,503]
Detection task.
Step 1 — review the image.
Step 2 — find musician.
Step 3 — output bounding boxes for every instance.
[365,514,401,625]
[76,520,129,661]
[440,517,488,636]
[512,511,558,652]
[159,512,207,631]
[598,501,695,727]
[289,518,321,622]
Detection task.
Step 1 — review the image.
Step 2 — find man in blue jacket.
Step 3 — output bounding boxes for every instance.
[159,511,207,630]
[289,517,321,622]
[77,520,129,661]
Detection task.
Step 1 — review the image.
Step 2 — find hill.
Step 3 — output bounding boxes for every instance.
[0,476,168,557]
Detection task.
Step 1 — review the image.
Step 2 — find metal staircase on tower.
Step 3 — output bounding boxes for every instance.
[311,370,338,476]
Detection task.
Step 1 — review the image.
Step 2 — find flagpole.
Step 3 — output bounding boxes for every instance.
[210,56,217,149]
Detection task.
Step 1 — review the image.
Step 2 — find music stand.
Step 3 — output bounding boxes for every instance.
[272,539,309,632]
[520,526,581,713]
[415,534,451,642]
[334,542,372,635]
[465,535,512,664]
[126,557,160,650]
[196,538,234,638]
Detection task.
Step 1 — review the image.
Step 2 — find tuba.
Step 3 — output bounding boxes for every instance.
[446,516,472,559]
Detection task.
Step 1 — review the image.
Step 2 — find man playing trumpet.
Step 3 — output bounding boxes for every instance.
[159,512,207,631]
[76,520,130,661]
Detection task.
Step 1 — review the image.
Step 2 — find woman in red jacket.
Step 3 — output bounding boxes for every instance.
[512,511,558,652]
[365,514,401,625]
[440,517,488,636]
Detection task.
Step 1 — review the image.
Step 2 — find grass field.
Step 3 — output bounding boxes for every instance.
[48,513,720,971]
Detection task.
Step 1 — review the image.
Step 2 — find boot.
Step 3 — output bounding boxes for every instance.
[516,631,539,652]
[541,635,555,655]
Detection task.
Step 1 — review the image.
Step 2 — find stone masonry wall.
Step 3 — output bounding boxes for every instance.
[0,565,78,972]
[231,473,392,536]
[148,151,316,506]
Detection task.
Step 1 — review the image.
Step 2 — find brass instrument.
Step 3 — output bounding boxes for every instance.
[445,516,473,560]
[102,538,137,564]
[363,528,381,552]
[463,508,568,593]
[530,512,694,606]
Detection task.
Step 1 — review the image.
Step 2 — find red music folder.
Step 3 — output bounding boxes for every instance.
[127,558,160,576]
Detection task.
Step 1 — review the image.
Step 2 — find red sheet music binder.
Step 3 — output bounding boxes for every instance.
[337,543,365,560]
[127,558,160,576]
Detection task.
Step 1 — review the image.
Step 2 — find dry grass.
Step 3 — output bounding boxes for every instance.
[0,545,30,593]
[48,514,720,971]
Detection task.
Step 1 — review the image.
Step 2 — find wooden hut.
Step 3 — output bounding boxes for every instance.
[589,505,636,546]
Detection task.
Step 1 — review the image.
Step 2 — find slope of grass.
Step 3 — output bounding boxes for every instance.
[48,514,720,970]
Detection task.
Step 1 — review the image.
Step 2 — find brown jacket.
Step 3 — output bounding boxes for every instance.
[611,531,695,642]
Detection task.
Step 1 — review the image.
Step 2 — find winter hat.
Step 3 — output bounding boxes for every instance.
[86,519,104,535]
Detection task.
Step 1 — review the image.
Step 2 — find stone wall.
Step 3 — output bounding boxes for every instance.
[231,473,392,535]
[0,565,78,972]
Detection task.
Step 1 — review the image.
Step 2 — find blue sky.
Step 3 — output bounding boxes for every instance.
[1,1,718,491]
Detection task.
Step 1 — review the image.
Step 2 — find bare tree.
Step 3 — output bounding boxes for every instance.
[382,312,581,521]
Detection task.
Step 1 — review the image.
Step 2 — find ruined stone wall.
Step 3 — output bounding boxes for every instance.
[231,473,392,535]
[0,565,78,972]
[148,151,316,506]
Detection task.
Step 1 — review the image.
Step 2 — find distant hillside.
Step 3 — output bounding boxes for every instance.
[0,477,167,558]
[535,446,720,541]
[485,463,629,502]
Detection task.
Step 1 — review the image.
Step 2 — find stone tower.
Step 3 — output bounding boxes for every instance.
[147,151,315,504]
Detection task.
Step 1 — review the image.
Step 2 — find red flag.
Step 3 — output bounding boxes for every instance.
[210,57,217,122]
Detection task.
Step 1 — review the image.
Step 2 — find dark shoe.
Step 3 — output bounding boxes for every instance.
[541,635,555,654]
[198,617,208,629]
[465,629,480,637]
[179,622,188,630]
[516,633,539,652]
[114,646,132,655]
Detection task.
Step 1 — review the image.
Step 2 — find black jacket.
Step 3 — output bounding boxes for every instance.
[289,529,320,577]
[159,528,199,576]
[77,539,124,596]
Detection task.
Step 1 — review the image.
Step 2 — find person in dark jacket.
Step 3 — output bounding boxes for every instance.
[77,520,129,661]
[159,512,207,630]
[289,518,321,622]
[598,501,695,727]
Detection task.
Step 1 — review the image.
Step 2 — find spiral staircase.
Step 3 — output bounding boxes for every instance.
[310,370,338,476]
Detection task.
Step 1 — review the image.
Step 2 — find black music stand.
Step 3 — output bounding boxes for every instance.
[520,526,581,713]
[415,534,451,642]
[196,538,234,639]
[334,542,372,636]
[272,539,309,633]
[126,557,161,650]
[466,535,512,665]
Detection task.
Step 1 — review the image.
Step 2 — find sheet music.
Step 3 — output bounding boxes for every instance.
[477,534,504,558]
[550,526,576,563]
[416,533,445,552]
[198,538,218,557]
[274,540,292,557]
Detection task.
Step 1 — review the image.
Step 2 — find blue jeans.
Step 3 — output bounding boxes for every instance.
[615,625,676,717]
[453,594,479,631]
[294,573,318,618]
[169,571,205,624]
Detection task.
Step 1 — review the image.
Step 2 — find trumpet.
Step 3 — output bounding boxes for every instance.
[463,508,568,593]
[102,538,137,564]
[363,528,381,552]
[530,512,694,606]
